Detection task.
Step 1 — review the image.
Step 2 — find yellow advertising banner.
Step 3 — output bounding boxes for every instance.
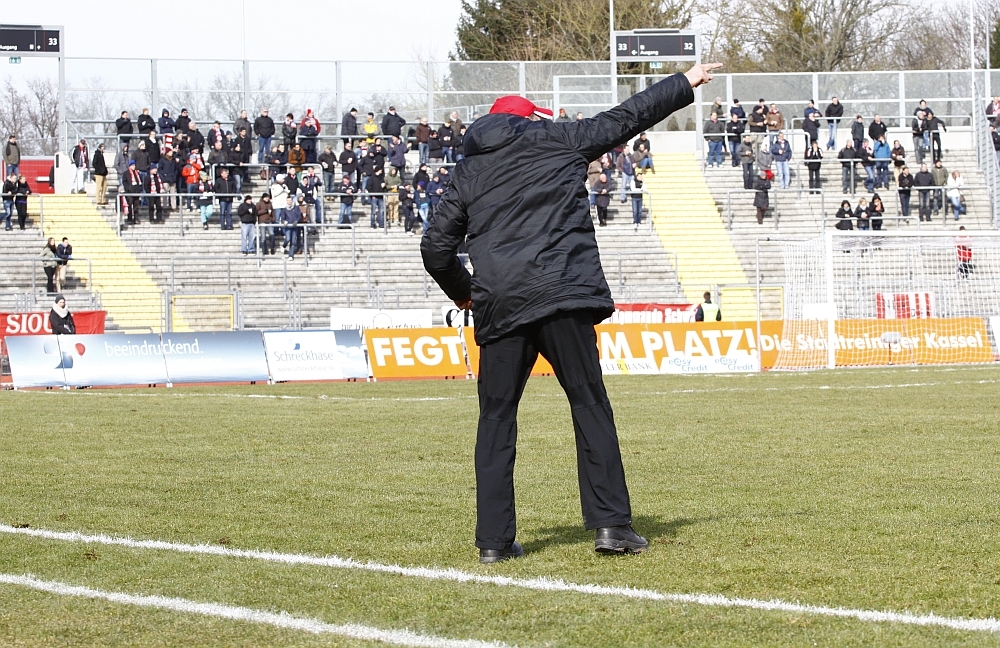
[463,328,555,377]
[364,327,468,379]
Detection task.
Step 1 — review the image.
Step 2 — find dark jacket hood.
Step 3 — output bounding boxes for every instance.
[464,114,536,157]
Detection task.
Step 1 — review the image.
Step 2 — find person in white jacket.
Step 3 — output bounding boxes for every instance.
[945,170,965,221]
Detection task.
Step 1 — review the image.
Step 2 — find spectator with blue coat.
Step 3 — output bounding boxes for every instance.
[158,109,175,134]
[873,135,892,189]
[770,132,793,189]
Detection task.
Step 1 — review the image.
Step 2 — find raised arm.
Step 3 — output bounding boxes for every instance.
[554,63,721,162]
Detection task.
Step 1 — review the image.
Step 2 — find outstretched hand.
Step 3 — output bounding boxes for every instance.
[684,63,723,89]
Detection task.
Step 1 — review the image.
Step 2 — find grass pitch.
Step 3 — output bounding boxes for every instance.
[2,366,1000,646]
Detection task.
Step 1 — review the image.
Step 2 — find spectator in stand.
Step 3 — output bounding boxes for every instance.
[299,109,321,164]
[1,171,14,230]
[337,174,355,227]
[207,140,227,171]
[158,109,175,134]
[270,173,289,217]
[386,167,402,225]
[710,97,723,117]
[137,108,156,134]
[726,112,745,167]
[144,130,161,167]
[175,109,191,134]
[362,112,380,145]
[91,143,108,206]
[287,142,306,176]
[803,111,820,150]
[318,145,337,193]
[870,193,884,230]
[803,99,820,120]
[144,164,165,223]
[925,110,946,162]
[555,108,571,122]
[592,172,611,227]
[71,139,89,194]
[617,149,634,202]
[633,143,654,174]
[753,170,771,225]
[49,294,75,334]
[834,200,854,230]
[237,195,256,254]
[256,193,275,255]
[730,98,745,121]
[867,115,886,142]
[931,159,949,215]
[946,170,965,221]
[388,135,407,181]
[427,129,443,162]
[207,121,225,150]
[695,291,721,321]
[381,106,406,139]
[400,182,416,234]
[116,111,134,148]
[415,117,431,164]
[339,141,357,189]
[631,172,644,231]
[254,108,275,164]
[282,195,303,258]
[633,132,652,153]
[159,149,179,211]
[182,152,202,211]
[747,105,767,156]
[455,126,467,162]
[214,167,236,230]
[770,133,792,189]
[913,163,934,222]
[765,103,784,146]
[987,97,1000,120]
[873,135,891,189]
[897,166,913,221]
[438,119,455,162]
[890,139,906,184]
[854,197,870,230]
[4,134,21,177]
[367,167,387,229]
[756,141,773,181]
[341,107,358,146]
[991,124,1000,165]
[704,112,725,167]
[301,166,323,224]
[41,238,58,292]
[857,139,875,192]
[911,111,927,166]
[195,172,214,229]
[805,140,823,193]
[737,135,755,189]
[957,226,974,277]
[427,173,444,219]
[56,237,72,290]
[575,111,584,121]
[233,109,250,137]
[231,128,252,193]
[122,160,141,224]
[415,181,431,232]
[413,163,430,191]
[851,115,865,152]
[187,120,205,154]
[824,97,843,150]
[278,113,296,150]
[14,174,30,230]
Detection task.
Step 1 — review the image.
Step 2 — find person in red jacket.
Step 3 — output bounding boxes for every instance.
[957,226,974,277]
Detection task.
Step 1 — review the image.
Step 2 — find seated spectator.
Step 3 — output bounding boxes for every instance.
[633,144,654,174]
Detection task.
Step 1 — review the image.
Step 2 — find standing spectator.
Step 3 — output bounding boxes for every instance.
[753,170,771,224]
[415,117,431,165]
[870,193,884,230]
[282,195,303,258]
[233,109,251,137]
[131,139,151,204]
[575,111,585,121]
[181,152,202,211]
[710,96,724,117]
[71,139,89,194]
[737,135,755,189]
[427,129,443,162]
[415,181,430,233]
[231,128,251,193]
[49,294,75,334]
[144,165,165,223]
[381,106,406,138]
[237,195,257,254]
[991,124,1000,166]
[834,200,854,230]
[175,109,192,134]
[386,167,402,225]
[555,108,570,122]
[253,108,275,164]
[195,172,214,230]
[930,159,949,216]
[388,135,407,180]
[854,197,870,230]
[747,105,767,156]
[144,130,161,167]
[337,174,355,227]
[695,291,721,321]
[765,104,784,145]
[770,133,792,189]
[454,126,467,162]
[339,142,357,189]
[92,143,109,205]
[438,119,455,162]
[867,115,887,143]
[341,107,358,146]
[704,112,725,167]
[449,111,465,135]
[2,171,16,230]
[115,111,134,148]
[803,99,820,120]
[838,141,856,193]
[632,132,652,152]
[756,141,773,181]
[187,121,205,154]
[925,110,946,162]
[299,109,321,164]
[890,139,907,185]
[592,172,611,227]
[207,140,227,172]
[318,145,337,192]
[214,168,236,230]
[804,140,822,194]
[946,170,965,221]
[726,112,745,167]
[631,173,644,231]
[616,149,634,202]
[362,112,380,145]
[914,99,931,116]
[3,135,21,177]
[122,161,142,224]
[957,226,974,277]
[41,238,58,293]
[824,97,843,150]
[56,237,72,290]
[427,173,445,219]
[287,142,306,176]
[730,98,745,120]
[850,115,865,152]
[137,108,156,134]
[301,166,323,224]
[256,193,275,255]
[400,182,416,234]
[14,174,31,230]
[873,135,891,190]
[282,113,298,149]
[857,139,875,192]
[911,111,927,166]
[158,149,179,211]
[913,163,935,222]
[803,111,820,150]
[897,166,913,221]
[158,109,175,134]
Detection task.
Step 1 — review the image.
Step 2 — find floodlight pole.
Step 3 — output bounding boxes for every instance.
[609,0,617,106]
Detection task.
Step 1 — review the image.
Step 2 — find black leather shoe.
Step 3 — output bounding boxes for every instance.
[595,525,648,554]
[479,541,524,564]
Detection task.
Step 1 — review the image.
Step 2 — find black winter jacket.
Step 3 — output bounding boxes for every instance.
[381,113,406,137]
[92,150,108,176]
[421,73,694,345]
[253,115,275,138]
[137,114,156,134]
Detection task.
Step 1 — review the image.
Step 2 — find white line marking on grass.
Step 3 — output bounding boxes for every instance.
[2,525,998,635]
[20,392,475,402]
[628,378,1000,396]
[0,573,510,648]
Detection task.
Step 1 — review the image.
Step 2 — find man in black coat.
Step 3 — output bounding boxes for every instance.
[115,110,134,148]
[341,108,358,146]
[253,108,275,164]
[381,106,406,138]
[422,62,719,563]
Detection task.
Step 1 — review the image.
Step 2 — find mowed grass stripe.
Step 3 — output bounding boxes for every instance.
[0,573,510,648]
[4,523,1000,634]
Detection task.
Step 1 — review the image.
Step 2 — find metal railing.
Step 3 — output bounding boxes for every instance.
[608,251,681,296]
[726,188,826,230]
[820,184,992,230]
[169,255,288,292]
[973,83,1000,228]
[4,256,94,293]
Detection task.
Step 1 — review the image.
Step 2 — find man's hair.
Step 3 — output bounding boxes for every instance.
[703,291,711,300]
[62,237,68,241]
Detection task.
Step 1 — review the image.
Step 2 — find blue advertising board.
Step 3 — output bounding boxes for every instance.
[59,334,170,387]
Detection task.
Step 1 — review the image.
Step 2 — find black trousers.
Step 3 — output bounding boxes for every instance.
[475,311,631,550]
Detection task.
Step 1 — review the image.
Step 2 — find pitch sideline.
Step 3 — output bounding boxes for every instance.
[1,524,998,634]
[0,573,509,648]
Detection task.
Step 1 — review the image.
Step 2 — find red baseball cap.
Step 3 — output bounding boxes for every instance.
[488,95,554,119]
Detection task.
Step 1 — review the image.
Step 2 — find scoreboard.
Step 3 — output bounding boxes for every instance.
[0,25,62,57]
[613,31,697,62]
